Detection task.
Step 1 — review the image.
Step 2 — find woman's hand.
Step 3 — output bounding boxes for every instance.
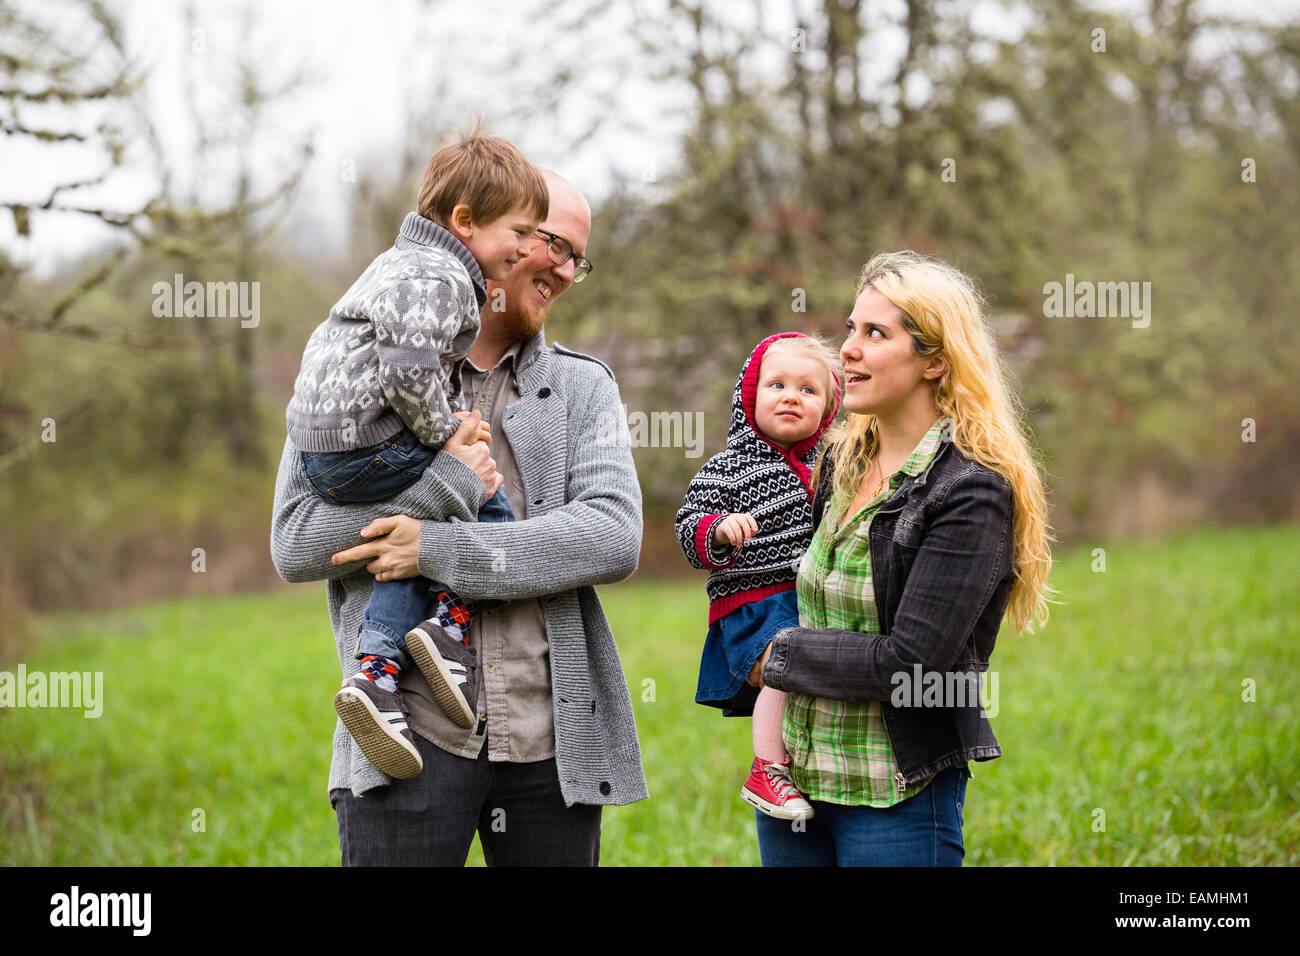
[746,643,774,687]
[330,514,423,580]
[444,410,503,497]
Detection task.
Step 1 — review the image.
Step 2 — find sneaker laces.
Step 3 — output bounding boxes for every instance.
[764,761,801,799]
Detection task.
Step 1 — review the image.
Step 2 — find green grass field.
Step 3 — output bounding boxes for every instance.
[2,524,1297,866]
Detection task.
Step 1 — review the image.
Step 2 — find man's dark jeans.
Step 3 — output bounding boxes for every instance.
[330,731,602,866]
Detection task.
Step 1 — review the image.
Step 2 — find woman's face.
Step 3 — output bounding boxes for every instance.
[840,287,942,418]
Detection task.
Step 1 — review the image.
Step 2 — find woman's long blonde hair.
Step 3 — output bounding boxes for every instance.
[816,251,1054,634]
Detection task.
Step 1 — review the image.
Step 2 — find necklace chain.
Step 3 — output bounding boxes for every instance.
[868,458,887,499]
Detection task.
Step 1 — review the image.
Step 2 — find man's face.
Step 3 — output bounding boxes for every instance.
[485,187,591,339]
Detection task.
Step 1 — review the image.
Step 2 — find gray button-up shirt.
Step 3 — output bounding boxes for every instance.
[398,335,556,762]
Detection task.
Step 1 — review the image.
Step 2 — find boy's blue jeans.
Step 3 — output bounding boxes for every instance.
[300,426,514,669]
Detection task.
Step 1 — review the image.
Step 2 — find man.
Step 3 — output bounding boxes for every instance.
[270,170,648,865]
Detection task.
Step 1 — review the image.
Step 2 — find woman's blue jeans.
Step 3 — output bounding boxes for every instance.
[755,764,970,866]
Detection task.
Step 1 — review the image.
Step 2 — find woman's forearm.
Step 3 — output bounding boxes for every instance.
[764,468,1013,700]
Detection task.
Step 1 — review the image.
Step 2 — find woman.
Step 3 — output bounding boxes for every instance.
[748,250,1053,866]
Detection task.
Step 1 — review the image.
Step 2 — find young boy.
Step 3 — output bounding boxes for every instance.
[285,125,548,779]
[675,332,842,820]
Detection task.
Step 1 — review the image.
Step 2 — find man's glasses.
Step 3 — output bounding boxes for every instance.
[535,229,592,283]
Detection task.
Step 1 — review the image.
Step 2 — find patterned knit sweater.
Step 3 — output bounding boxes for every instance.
[286,212,487,453]
[675,332,842,625]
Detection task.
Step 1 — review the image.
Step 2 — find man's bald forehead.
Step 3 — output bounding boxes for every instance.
[540,168,591,222]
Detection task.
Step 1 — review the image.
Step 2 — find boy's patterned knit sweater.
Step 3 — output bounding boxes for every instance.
[675,332,842,625]
[286,212,487,454]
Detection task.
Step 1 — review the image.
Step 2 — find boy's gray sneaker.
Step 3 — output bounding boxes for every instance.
[405,621,478,729]
[334,673,423,779]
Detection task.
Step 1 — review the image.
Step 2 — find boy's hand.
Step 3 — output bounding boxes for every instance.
[443,411,503,497]
[452,409,492,446]
[711,513,758,551]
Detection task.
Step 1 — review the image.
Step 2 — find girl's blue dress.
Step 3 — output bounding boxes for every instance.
[695,589,799,717]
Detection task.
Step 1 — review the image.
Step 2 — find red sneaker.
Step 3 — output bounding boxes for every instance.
[741,756,814,820]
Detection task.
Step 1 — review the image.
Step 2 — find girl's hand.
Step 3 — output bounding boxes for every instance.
[330,514,423,580]
[712,512,759,551]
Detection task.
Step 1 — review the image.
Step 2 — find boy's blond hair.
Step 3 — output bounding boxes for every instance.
[417,118,549,229]
[761,332,842,407]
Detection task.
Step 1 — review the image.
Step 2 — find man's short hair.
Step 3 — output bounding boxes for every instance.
[417,118,549,228]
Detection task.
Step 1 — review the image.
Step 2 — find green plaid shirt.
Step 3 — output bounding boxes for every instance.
[784,417,948,806]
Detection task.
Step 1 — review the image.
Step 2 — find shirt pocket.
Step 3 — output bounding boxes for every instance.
[889,512,924,549]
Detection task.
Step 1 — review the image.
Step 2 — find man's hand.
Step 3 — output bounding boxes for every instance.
[711,512,759,551]
[444,410,503,497]
[331,514,423,580]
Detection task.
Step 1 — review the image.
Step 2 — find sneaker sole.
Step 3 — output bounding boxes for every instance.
[741,784,815,821]
[406,631,476,729]
[334,687,423,779]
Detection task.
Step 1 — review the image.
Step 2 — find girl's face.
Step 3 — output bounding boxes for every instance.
[753,350,830,450]
[840,287,944,418]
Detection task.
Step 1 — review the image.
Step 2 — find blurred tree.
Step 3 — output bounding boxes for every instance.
[527,0,1299,543]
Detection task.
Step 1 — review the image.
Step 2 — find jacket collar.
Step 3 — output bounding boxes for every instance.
[515,327,551,395]
[396,211,488,310]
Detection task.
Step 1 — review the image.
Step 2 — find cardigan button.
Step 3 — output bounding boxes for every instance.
[538,387,551,398]
[599,781,611,796]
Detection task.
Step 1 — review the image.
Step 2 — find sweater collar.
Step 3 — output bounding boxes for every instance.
[396,211,487,309]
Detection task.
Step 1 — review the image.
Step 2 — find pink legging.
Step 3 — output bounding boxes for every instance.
[752,686,789,763]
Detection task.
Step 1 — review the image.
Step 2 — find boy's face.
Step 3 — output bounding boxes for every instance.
[453,202,542,281]
[753,350,830,450]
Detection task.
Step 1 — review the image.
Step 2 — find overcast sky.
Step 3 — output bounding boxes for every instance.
[4,0,1298,277]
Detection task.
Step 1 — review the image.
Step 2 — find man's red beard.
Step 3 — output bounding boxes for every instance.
[498,294,548,339]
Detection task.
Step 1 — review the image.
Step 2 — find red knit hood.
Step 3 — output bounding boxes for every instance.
[727,332,842,497]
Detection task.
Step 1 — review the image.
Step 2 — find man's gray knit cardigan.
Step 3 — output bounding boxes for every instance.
[286,212,487,453]
[271,327,650,807]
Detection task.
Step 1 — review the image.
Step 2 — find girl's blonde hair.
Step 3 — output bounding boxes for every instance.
[816,251,1054,634]
[760,332,842,408]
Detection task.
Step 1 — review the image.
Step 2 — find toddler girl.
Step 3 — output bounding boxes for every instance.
[675,332,842,819]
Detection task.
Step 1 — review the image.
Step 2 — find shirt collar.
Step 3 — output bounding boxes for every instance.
[466,335,524,378]
[899,416,951,477]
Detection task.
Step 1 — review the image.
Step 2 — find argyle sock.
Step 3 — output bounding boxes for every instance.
[359,654,400,693]
[431,589,473,647]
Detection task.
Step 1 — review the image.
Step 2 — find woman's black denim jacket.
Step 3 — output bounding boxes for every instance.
[762,435,1015,788]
